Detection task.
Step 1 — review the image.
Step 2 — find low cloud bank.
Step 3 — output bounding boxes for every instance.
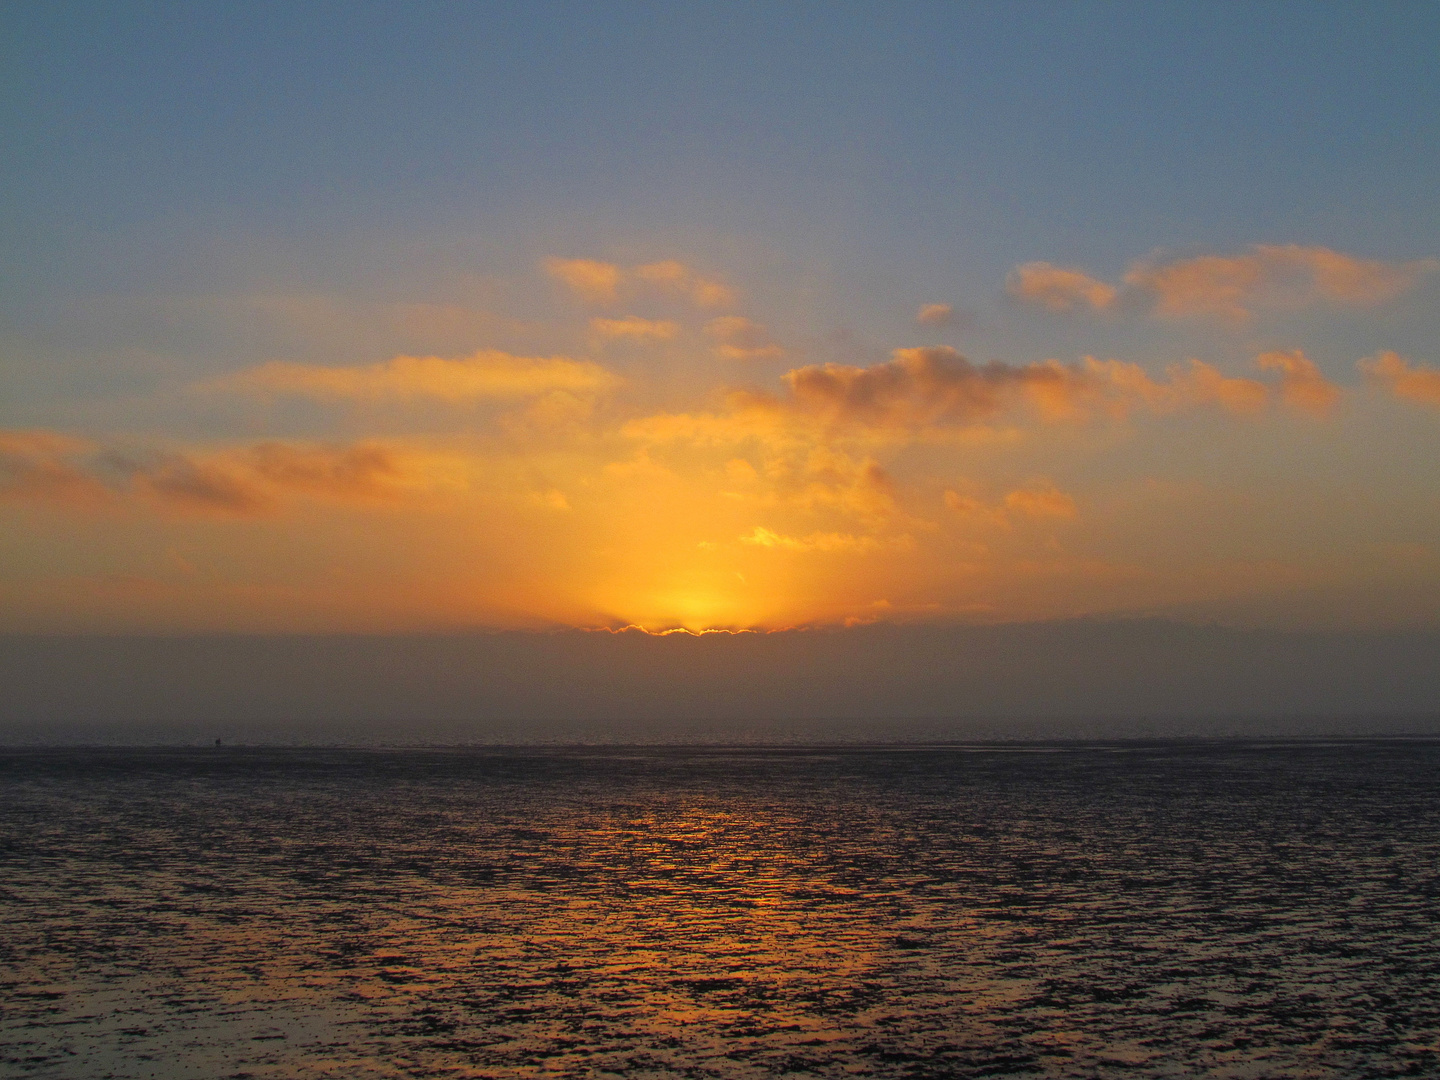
[3,620,1437,744]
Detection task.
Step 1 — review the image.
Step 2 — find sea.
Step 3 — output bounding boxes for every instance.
[2,741,1438,1079]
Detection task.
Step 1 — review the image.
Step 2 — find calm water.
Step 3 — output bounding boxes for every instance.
[2,743,1439,1079]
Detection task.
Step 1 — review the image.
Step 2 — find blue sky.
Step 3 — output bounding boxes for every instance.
[7,4,1437,276]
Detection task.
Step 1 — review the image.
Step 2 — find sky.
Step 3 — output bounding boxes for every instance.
[3,2,1440,635]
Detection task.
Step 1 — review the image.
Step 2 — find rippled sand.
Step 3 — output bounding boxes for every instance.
[3,742,1439,1078]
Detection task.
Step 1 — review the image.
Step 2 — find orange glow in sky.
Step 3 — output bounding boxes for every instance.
[3,247,1440,633]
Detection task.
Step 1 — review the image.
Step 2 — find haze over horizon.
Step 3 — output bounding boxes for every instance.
[4,619,1440,743]
[3,5,1439,661]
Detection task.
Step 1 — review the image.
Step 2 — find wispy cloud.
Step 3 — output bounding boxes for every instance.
[622,347,1288,454]
[1358,351,1440,407]
[117,451,273,514]
[208,350,620,403]
[548,256,736,309]
[0,431,108,507]
[1126,245,1436,321]
[773,347,1272,433]
[916,303,956,325]
[1006,245,1436,322]
[589,316,679,342]
[635,260,735,308]
[2,431,463,517]
[544,257,623,303]
[1006,263,1117,313]
[704,316,784,361]
[945,481,1079,525]
[739,526,886,553]
[1004,483,1079,520]
[1256,349,1341,417]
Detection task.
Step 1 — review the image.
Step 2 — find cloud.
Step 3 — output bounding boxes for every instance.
[533,488,570,511]
[771,450,898,522]
[122,453,272,514]
[944,481,1078,525]
[1006,263,1117,313]
[210,350,620,403]
[710,441,900,523]
[780,347,1026,428]
[634,260,688,287]
[942,490,1000,521]
[690,279,737,309]
[739,526,883,553]
[1124,245,1437,321]
[589,316,679,342]
[916,303,955,326]
[548,257,737,309]
[1358,351,1440,408]
[1255,349,1341,417]
[123,441,461,515]
[636,260,736,309]
[626,347,1276,451]
[705,316,785,361]
[1,430,458,517]
[0,431,108,506]
[247,443,408,499]
[1006,245,1436,322]
[544,257,622,303]
[1004,483,1078,519]
[0,431,275,515]
[779,347,1268,432]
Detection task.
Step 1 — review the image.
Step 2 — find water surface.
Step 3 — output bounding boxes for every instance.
[2,742,1438,1078]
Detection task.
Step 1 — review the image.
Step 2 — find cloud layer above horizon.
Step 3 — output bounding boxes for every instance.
[4,242,1439,634]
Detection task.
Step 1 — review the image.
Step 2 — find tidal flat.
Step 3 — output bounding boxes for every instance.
[2,741,1438,1078]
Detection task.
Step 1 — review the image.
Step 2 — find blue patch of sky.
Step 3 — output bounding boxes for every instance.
[2,1,1437,367]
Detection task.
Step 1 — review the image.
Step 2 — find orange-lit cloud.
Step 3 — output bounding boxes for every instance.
[589,315,679,342]
[120,452,273,515]
[1006,262,1118,313]
[1004,483,1079,519]
[705,316,785,361]
[1127,245,1436,321]
[1053,357,1271,419]
[636,260,736,308]
[210,350,621,403]
[739,526,887,553]
[1255,350,1341,416]
[763,450,898,523]
[633,259,688,287]
[247,442,413,499]
[545,257,622,303]
[776,347,1269,432]
[624,348,1277,453]
[944,481,1078,526]
[548,256,737,310]
[780,347,1026,429]
[1,431,463,517]
[10,242,1440,636]
[689,279,737,309]
[0,431,108,506]
[1358,351,1440,408]
[1006,245,1435,322]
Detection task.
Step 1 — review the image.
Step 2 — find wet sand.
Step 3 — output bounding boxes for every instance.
[3,742,1438,1078]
